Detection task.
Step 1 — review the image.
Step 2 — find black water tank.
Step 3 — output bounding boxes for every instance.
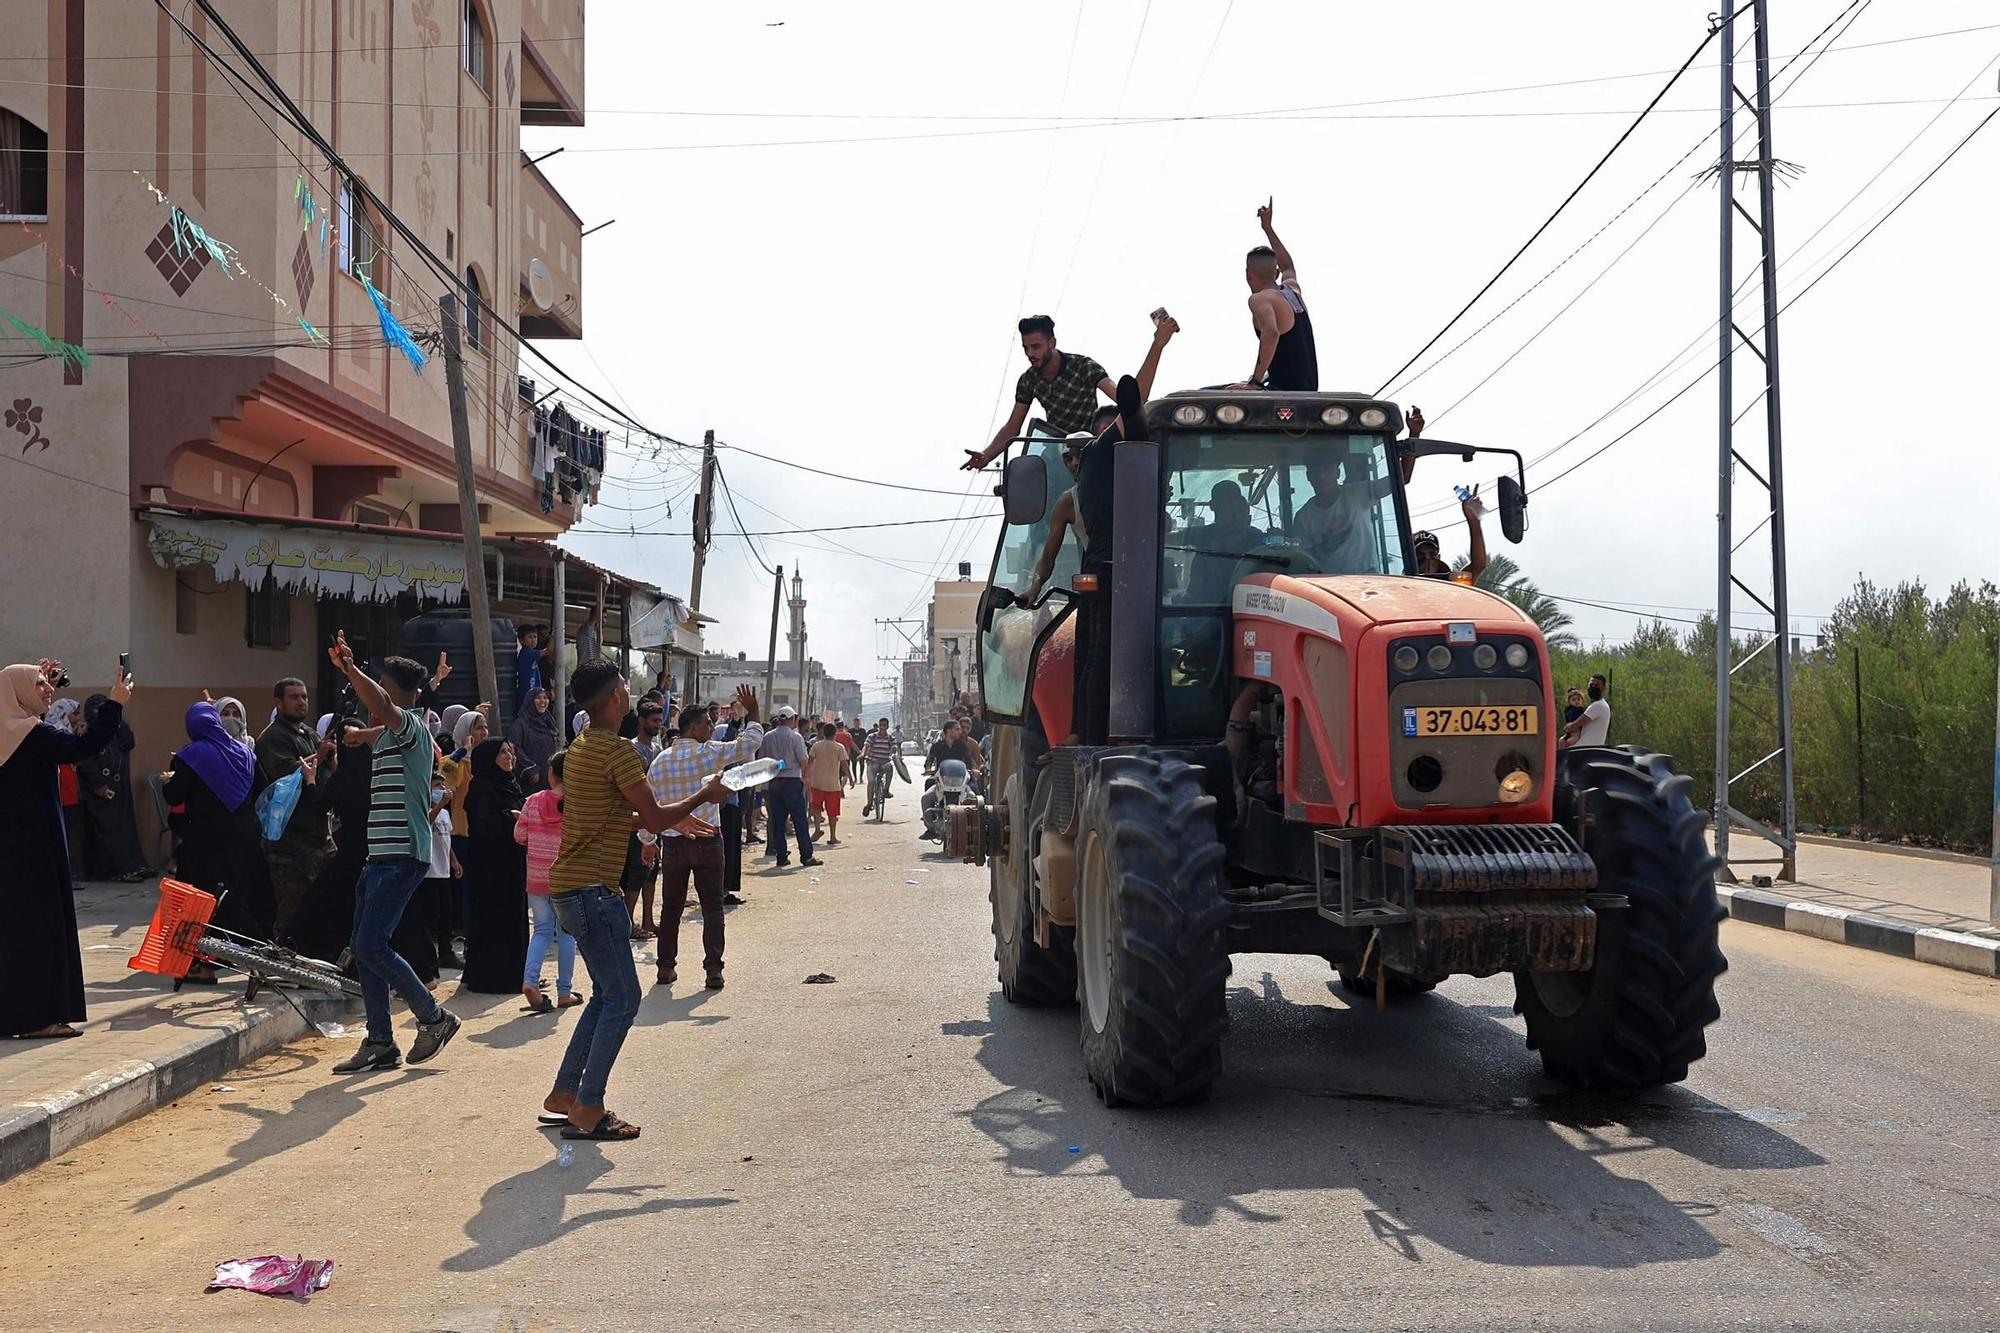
[400,611,521,727]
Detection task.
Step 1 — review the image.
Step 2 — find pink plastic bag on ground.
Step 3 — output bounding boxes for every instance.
[207,1255,334,1299]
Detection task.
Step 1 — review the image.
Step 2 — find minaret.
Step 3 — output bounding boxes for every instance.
[787,568,806,665]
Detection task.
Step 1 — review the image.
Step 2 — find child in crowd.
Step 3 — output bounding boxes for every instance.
[513,749,580,1013]
[418,765,463,982]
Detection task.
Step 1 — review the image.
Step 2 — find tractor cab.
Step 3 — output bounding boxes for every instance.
[961,389,1722,1109]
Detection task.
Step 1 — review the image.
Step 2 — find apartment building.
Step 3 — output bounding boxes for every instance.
[0,1,599,743]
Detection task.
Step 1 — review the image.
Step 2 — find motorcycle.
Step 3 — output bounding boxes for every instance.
[921,758,974,842]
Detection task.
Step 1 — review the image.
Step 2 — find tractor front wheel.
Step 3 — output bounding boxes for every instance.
[1074,754,1231,1107]
[1514,747,1726,1089]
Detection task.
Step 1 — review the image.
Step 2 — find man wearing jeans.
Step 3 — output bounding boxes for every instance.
[759,707,819,869]
[325,634,462,1074]
[647,684,763,991]
[540,662,729,1142]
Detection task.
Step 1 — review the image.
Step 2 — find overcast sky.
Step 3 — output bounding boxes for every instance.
[528,0,1999,701]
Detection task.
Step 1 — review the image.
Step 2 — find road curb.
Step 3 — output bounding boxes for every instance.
[0,988,352,1185]
[1716,884,2000,979]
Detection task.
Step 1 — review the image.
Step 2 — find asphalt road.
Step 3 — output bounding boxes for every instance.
[2,804,1996,1331]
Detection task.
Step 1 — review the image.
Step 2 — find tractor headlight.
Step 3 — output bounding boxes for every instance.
[1214,403,1246,425]
[1472,644,1498,670]
[1320,406,1351,427]
[1358,407,1389,429]
[1393,645,1420,674]
[1497,769,1534,804]
[1504,643,1530,669]
[1172,404,1208,426]
[1426,644,1453,672]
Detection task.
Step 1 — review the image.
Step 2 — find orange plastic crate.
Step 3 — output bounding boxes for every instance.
[126,878,217,979]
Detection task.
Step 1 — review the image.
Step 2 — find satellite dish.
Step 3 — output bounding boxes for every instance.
[526,258,555,312]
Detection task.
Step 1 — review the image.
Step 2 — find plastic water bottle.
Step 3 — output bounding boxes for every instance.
[712,758,784,791]
[556,1142,574,1169]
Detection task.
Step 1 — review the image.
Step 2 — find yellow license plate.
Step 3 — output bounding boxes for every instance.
[1404,705,1539,737]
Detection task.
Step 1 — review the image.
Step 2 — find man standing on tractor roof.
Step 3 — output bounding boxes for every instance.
[964,316,1115,471]
[1232,199,1318,392]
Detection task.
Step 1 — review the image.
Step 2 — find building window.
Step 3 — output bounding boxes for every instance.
[462,1,490,91]
[336,178,386,290]
[245,574,292,649]
[464,266,482,350]
[0,107,49,220]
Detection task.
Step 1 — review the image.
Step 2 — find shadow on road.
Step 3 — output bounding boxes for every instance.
[950,969,1823,1267]
[131,1058,446,1213]
[441,1140,734,1272]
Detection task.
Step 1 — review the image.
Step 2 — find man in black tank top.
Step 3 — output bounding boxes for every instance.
[1233,199,1318,391]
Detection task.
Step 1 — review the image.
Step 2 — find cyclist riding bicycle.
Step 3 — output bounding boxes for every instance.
[860,717,899,818]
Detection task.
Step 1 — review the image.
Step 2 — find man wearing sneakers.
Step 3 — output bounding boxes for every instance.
[646,685,764,990]
[325,632,462,1074]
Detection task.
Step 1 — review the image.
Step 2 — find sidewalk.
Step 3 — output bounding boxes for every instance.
[0,878,353,1183]
[1713,835,1999,978]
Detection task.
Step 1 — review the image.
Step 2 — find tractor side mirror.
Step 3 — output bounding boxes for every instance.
[1000,453,1047,526]
[1497,474,1528,544]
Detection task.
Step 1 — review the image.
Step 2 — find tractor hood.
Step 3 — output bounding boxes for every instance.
[1250,573,1533,630]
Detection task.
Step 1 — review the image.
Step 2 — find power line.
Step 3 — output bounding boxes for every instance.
[715,439,995,497]
[566,511,1004,538]
[1372,11,1740,397]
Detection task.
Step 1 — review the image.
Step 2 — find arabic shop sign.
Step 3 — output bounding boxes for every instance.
[145,515,468,603]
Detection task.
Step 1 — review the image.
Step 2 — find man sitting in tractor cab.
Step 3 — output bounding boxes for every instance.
[1181,480,1268,604]
[1290,450,1396,575]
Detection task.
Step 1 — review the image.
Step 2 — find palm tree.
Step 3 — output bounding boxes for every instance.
[1455,553,1579,649]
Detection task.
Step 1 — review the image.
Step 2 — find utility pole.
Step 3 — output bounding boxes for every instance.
[439,293,499,712]
[1990,647,1998,926]
[688,430,717,619]
[1711,0,1797,883]
[763,564,783,709]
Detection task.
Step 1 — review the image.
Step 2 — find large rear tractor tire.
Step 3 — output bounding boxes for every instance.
[1074,754,1231,1107]
[990,773,1075,1006]
[1514,747,1726,1089]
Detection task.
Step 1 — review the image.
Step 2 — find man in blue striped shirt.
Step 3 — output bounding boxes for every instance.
[327,632,463,1075]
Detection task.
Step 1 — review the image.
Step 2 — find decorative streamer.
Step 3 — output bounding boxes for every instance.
[169,206,239,278]
[298,316,332,347]
[358,274,427,373]
[0,306,90,372]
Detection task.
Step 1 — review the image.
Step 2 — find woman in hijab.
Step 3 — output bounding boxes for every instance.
[74,693,148,881]
[1,661,132,1038]
[293,715,370,967]
[438,704,467,747]
[507,686,561,793]
[571,708,589,740]
[460,738,529,993]
[44,698,83,864]
[213,696,249,742]
[162,701,267,980]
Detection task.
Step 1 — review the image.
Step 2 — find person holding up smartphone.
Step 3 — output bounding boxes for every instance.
[1,659,134,1038]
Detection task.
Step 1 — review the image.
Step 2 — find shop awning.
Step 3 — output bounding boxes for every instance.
[141,508,469,603]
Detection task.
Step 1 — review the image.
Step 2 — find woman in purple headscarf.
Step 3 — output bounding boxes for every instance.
[163,700,272,979]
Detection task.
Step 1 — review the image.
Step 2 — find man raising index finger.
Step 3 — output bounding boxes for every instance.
[1234,198,1319,392]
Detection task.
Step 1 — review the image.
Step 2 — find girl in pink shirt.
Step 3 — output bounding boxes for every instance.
[513,750,580,1012]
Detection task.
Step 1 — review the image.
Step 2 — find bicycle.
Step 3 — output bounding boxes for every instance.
[867,761,894,823]
[128,879,359,1003]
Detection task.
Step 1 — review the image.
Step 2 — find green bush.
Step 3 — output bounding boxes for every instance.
[1547,578,1997,851]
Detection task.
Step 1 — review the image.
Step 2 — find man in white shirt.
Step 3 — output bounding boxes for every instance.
[1560,674,1611,748]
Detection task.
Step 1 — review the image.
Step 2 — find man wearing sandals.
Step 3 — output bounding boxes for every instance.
[325,633,463,1075]
[540,662,731,1142]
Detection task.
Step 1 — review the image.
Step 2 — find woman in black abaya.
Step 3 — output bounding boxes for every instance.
[0,662,131,1038]
[74,693,148,881]
[459,739,528,993]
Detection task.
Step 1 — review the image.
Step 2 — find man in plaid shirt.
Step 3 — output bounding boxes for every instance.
[963,315,1115,471]
[860,717,899,817]
[644,684,763,990]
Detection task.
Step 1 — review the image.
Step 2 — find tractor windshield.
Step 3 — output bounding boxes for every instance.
[1160,430,1406,607]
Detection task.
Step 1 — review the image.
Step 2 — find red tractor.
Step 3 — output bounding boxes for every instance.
[949,391,1724,1107]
